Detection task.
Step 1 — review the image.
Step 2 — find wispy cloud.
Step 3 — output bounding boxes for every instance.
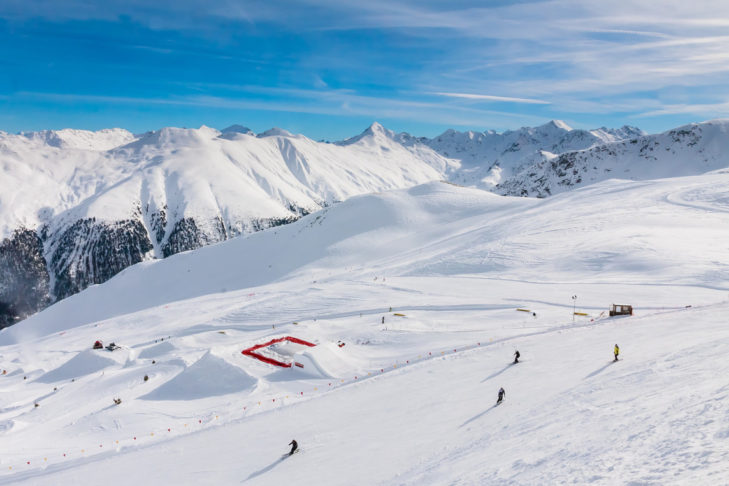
[635,101,729,118]
[433,92,550,105]
[15,89,544,130]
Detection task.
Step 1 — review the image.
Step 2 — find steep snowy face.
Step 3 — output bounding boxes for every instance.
[496,120,729,197]
[0,125,449,326]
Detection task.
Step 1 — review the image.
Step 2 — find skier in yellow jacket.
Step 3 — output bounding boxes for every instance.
[613,344,620,362]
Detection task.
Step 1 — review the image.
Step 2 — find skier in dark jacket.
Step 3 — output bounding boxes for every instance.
[497,387,505,404]
[288,439,298,456]
[513,350,520,364]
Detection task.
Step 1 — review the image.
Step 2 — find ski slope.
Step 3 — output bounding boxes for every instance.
[1,174,729,484]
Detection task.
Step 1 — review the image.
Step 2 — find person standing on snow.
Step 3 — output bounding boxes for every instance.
[497,387,506,404]
[513,350,520,364]
[288,439,298,456]
[613,344,620,362]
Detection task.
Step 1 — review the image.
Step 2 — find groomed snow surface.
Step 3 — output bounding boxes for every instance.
[1,175,729,484]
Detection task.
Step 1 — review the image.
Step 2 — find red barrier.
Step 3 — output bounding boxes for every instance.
[241,336,317,368]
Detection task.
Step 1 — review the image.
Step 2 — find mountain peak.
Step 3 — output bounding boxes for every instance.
[539,120,573,132]
[118,126,220,150]
[221,125,254,135]
[367,121,385,133]
[257,127,295,138]
[360,121,395,139]
[336,122,397,146]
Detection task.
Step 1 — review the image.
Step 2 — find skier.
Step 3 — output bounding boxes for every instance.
[513,350,520,364]
[288,439,298,456]
[613,344,620,362]
[497,387,505,404]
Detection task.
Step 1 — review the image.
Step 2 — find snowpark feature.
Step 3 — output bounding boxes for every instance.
[1,174,729,484]
[35,349,120,384]
[241,336,316,368]
[140,352,258,401]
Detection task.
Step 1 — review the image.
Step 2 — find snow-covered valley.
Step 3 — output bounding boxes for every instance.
[1,173,728,484]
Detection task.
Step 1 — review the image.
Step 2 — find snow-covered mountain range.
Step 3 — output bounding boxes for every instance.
[421,119,646,189]
[2,119,729,326]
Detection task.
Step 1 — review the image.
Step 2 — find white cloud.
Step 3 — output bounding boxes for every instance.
[14,89,545,129]
[636,102,729,118]
[433,92,550,105]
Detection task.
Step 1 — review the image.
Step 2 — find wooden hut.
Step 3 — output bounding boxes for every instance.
[609,304,633,317]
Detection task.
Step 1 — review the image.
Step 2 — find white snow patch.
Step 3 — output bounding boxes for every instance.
[140,351,257,400]
[36,350,119,383]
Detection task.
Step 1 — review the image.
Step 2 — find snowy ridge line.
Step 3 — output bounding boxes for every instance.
[1,309,632,477]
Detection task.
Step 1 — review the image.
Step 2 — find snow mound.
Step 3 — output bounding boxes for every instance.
[292,343,353,378]
[0,419,14,433]
[36,350,118,383]
[137,341,176,359]
[140,352,257,400]
[6,368,25,377]
[266,342,357,380]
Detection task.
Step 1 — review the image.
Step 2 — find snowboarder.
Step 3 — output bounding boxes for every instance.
[513,350,520,364]
[497,387,505,404]
[288,439,298,456]
[613,344,620,362]
[93,340,103,349]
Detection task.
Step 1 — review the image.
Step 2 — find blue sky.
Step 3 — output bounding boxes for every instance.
[1,0,729,139]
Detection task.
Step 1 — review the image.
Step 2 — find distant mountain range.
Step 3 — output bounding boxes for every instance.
[1,118,728,326]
